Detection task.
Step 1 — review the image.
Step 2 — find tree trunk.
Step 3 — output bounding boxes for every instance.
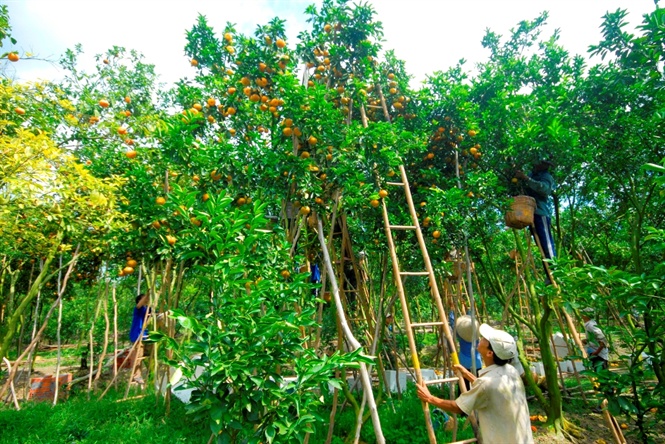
[0,233,63,359]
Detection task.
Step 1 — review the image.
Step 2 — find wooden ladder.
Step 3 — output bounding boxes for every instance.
[380,165,478,444]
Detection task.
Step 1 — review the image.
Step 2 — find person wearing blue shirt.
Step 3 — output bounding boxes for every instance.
[449,311,482,390]
[129,294,150,384]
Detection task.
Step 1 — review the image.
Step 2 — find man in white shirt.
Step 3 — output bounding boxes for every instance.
[581,308,610,371]
[416,324,534,444]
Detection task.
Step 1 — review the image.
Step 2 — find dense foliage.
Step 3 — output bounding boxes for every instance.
[1,1,664,442]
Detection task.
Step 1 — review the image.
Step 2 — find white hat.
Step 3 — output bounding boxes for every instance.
[455,315,479,343]
[479,323,516,360]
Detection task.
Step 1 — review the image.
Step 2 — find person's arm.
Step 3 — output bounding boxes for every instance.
[590,342,606,356]
[416,383,464,415]
[136,294,149,308]
[521,173,554,198]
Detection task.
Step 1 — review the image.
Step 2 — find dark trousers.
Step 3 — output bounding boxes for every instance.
[531,215,556,282]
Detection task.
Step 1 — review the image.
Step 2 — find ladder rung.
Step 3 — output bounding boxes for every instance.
[411,321,445,328]
[389,225,417,230]
[450,439,477,444]
[366,104,383,109]
[400,271,429,276]
[425,377,459,385]
[386,181,405,186]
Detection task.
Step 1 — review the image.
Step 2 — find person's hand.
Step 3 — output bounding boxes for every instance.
[416,382,432,403]
[453,364,467,374]
[515,170,528,180]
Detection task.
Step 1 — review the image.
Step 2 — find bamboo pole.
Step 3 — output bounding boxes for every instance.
[113,282,118,389]
[316,216,385,444]
[53,254,64,405]
[23,262,42,398]
[94,282,111,384]
[2,358,19,410]
[87,294,103,394]
[0,247,80,402]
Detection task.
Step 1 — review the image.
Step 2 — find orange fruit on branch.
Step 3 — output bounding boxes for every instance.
[14,107,25,115]
[125,150,137,159]
[156,196,166,205]
[7,52,19,62]
[433,230,441,239]
[99,99,110,108]
[378,189,388,199]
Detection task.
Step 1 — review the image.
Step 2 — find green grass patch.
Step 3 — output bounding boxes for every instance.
[0,391,209,443]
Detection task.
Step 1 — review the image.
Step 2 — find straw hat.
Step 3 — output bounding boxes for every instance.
[455,315,479,343]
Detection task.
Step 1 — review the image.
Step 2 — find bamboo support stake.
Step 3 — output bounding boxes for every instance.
[0,248,80,403]
[2,358,20,410]
[530,224,587,358]
[53,254,64,405]
[375,83,392,122]
[94,284,111,383]
[112,283,118,388]
[87,295,103,393]
[316,216,386,444]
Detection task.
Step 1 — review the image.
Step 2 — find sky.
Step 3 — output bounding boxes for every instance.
[0,0,659,89]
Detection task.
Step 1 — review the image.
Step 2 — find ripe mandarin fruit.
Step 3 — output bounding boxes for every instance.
[378,189,388,199]
[433,230,441,239]
[99,99,110,108]
[156,196,166,205]
[125,150,137,159]
[8,52,19,62]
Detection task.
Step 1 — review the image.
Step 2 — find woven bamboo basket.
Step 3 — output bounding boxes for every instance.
[505,195,536,229]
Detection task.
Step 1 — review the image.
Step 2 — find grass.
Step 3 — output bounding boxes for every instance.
[310,383,476,444]
[0,390,209,444]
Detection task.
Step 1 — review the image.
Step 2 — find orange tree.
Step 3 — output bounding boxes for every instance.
[0,79,126,359]
[552,10,665,441]
[149,1,447,440]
